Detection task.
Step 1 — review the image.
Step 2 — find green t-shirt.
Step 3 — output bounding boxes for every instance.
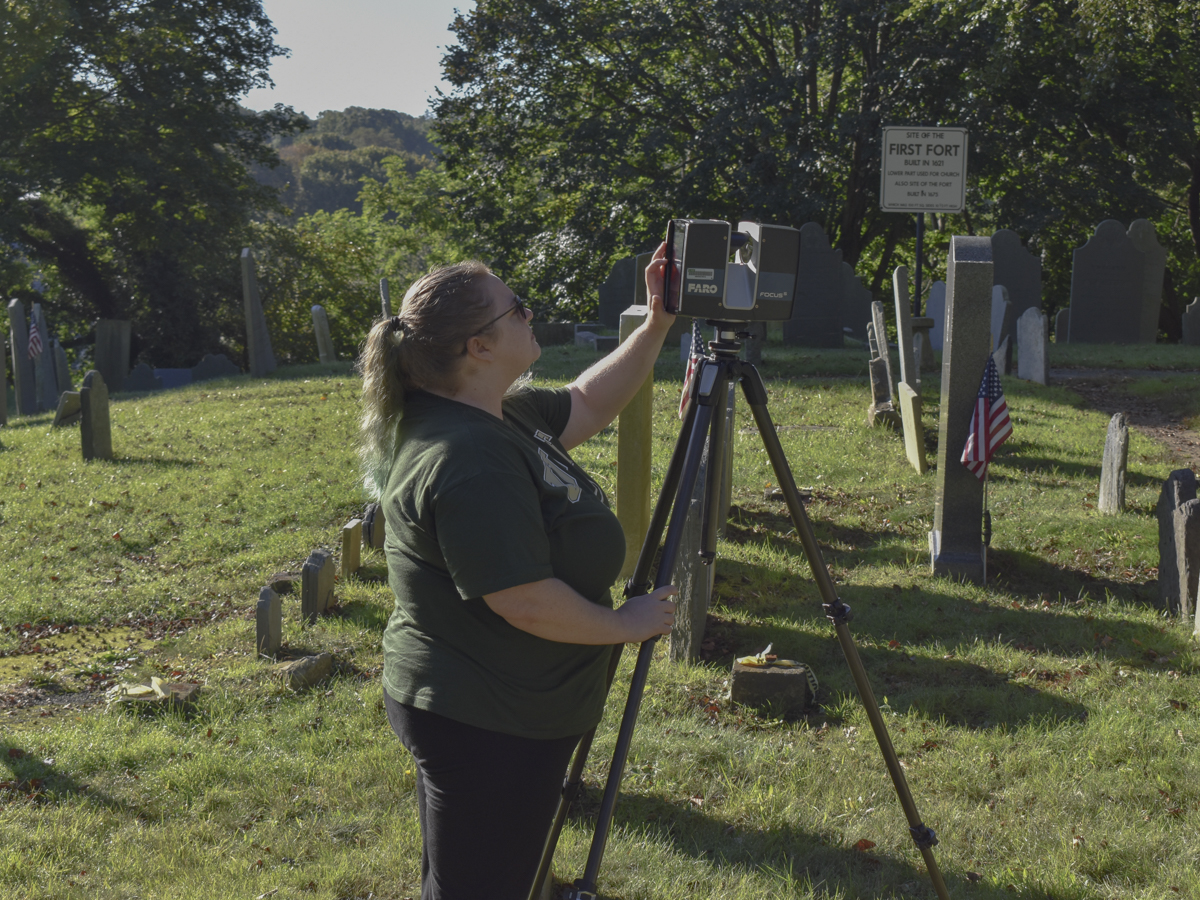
[380,387,626,739]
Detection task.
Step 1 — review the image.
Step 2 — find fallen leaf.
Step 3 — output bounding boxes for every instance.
[888,640,900,648]
[854,838,876,851]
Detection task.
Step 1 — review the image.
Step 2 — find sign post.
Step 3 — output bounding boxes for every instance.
[880,126,969,315]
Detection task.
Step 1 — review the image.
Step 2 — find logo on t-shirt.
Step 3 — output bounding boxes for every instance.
[538,448,581,502]
[534,429,554,444]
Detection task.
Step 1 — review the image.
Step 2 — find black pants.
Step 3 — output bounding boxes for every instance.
[385,691,581,900]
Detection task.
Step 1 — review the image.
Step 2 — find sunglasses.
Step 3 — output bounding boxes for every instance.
[473,296,528,334]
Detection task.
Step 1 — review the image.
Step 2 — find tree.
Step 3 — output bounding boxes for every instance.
[0,0,303,365]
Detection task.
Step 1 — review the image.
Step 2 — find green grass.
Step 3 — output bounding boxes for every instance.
[1047,342,1200,370]
[1,340,1198,899]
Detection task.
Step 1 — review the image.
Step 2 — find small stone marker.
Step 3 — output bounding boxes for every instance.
[991,229,1043,324]
[598,256,636,330]
[362,503,385,550]
[311,304,337,364]
[52,391,82,428]
[898,383,927,474]
[730,660,815,717]
[52,339,71,399]
[7,299,36,416]
[241,247,277,377]
[1174,499,1200,624]
[617,306,654,579]
[892,266,916,389]
[80,370,113,461]
[1068,220,1145,344]
[342,519,362,579]
[1157,469,1197,614]
[1183,298,1200,346]
[379,277,392,318]
[1055,308,1070,342]
[301,549,335,624]
[191,353,241,383]
[574,330,598,350]
[124,362,163,392]
[926,281,947,351]
[256,586,282,657]
[930,236,992,583]
[1098,413,1128,514]
[1128,219,1166,343]
[276,652,333,691]
[1016,307,1050,385]
[841,262,873,343]
[784,222,844,348]
[94,319,131,394]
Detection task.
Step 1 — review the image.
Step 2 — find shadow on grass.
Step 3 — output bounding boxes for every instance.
[987,547,1155,606]
[105,456,201,469]
[993,453,1163,489]
[0,737,125,812]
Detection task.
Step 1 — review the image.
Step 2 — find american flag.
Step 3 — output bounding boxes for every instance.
[961,356,1012,480]
[27,308,43,359]
[678,319,705,418]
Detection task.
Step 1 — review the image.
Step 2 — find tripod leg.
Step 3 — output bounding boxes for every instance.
[698,372,730,561]
[738,365,953,900]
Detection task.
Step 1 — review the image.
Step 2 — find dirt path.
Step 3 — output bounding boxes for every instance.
[1051,368,1200,470]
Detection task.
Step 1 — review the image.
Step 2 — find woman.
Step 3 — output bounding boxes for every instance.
[358,250,678,900]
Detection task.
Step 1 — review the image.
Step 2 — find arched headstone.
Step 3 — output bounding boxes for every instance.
[991,230,1042,322]
[841,262,873,343]
[1068,221,1145,344]
[784,223,843,347]
[1127,219,1166,344]
[926,281,947,351]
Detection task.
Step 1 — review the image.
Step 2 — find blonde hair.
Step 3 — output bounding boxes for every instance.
[357,261,497,498]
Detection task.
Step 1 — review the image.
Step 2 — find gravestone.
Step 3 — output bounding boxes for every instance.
[595,335,619,354]
[599,256,636,330]
[256,586,282,657]
[575,331,598,350]
[80,369,113,461]
[1098,413,1128,514]
[531,322,574,346]
[866,356,899,428]
[0,334,7,425]
[1016,307,1050,385]
[866,319,879,358]
[1054,307,1070,342]
[362,502,385,550]
[155,368,193,389]
[94,319,131,394]
[31,304,58,412]
[930,236,992,583]
[1128,219,1166,344]
[52,391,82,427]
[311,305,337,364]
[911,317,936,374]
[241,248,277,377]
[784,223,843,347]
[991,229,1042,323]
[124,362,163,392]
[990,285,1013,367]
[301,548,335,624]
[926,281,947,351]
[191,353,241,383]
[992,336,1009,374]
[7,299,36,415]
[617,306,655,579]
[1183,298,1200,346]
[669,436,714,662]
[52,340,71,398]
[1068,220,1145,344]
[1157,469,1196,614]
[892,266,916,389]
[870,301,897,401]
[841,263,873,343]
[379,277,392,319]
[1174,500,1200,624]
[898,383,927,474]
[341,518,362,579]
[730,661,815,717]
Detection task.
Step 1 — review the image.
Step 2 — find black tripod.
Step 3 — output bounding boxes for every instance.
[530,323,951,900]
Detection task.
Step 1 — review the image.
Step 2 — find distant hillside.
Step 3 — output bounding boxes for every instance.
[253,107,438,217]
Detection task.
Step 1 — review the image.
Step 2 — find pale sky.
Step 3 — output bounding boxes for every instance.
[243,0,475,119]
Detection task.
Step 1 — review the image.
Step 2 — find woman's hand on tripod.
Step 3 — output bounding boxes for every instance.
[617,585,678,643]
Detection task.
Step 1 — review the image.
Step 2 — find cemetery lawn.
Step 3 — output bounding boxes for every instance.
[1,343,1198,900]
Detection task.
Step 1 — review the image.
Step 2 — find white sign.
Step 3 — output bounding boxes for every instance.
[879,126,969,213]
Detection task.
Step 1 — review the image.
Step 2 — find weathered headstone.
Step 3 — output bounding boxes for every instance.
[1054,307,1070,342]
[52,391,82,428]
[531,322,574,346]
[784,223,843,347]
[617,306,654,579]
[1128,219,1166,344]
[1016,307,1050,385]
[1183,298,1200,346]
[898,383,927,474]
[52,339,71,398]
[866,356,899,429]
[30,304,58,412]
[379,277,392,319]
[1157,469,1196,614]
[256,586,282,657]
[124,362,163,392]
[1068,220,1145,344]
[992,336,1009,374]
[241,248,277,377]
[341,518,362,579]
[575,331,598,350]
[362,502,385,550]
[730,661,815,717]
[94,319,131,395]
[1174,499,1200,624]
[991,229,1042,323]
[870,301,897,401]
[311,305,337,364]
[926,281,947,351]
[7,299,36,416]
[911,317,936,375]
[155,368,193,389]
[892,266,916,389]
[866,319,880,358]
[669,436,714,662]
[276,652,333,690]
[598,257,636,330]
[841,263,873,343]
[1098,413,1128,514]
[930,236,992,583]
[191,353,241,383]
[990,285,1013,357]
[80,369,113,461]
[301,549,335,624]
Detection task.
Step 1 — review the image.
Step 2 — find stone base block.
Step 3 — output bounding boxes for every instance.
[276,652,333,691]
[730,662,815,717]
[929,530,985,584]
[867,402,901,430]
